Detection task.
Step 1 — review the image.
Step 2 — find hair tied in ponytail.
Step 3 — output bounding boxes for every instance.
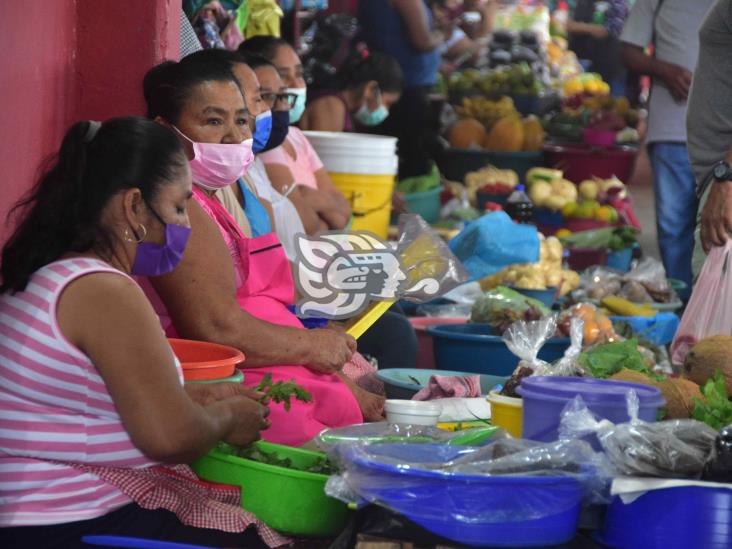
[83,120,102,144]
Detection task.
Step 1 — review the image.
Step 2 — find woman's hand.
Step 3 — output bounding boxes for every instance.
[305,328,357,373]
[220,395,270,447]
[186,382,267,407]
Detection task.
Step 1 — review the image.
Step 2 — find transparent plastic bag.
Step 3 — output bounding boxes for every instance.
[552,317,585,377]
[316,422,501,455]
[672,240,732,366]
[559,391,718,479]
[325,436,613,517]
[470,286,550,332]
[625,257,676,303]
[503,315,558,376]
[396,214,470,303]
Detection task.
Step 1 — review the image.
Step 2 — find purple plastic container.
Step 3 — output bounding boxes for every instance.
[516,377,665,449]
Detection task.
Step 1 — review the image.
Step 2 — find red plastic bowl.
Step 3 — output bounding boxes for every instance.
[582,128,616,148]
[168,338,245,381]
[544,143,638,184]
[409,317,467,370]
[566,247,608,271]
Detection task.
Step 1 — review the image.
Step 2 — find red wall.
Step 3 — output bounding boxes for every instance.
[0,0,181,243]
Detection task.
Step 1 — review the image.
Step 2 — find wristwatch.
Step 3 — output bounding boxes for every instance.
[713,161,732,182]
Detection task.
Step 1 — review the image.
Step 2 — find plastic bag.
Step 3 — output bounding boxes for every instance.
[396,214,470,303]
[448,211,540,281]
[316,423,501,455]
[552,317,585,377]
[503,315,558,376]
[672,240,732,366]
[470,286,550,332]
[559,391,718,479]
[325,437,613,516]
[625,257,675,303]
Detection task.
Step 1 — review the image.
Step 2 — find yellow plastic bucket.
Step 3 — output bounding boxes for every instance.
[487,390,523,437]
[329,172,395,239]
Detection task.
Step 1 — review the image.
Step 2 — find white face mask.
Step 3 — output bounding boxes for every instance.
[287,87,307,124]
[173,126,254,191]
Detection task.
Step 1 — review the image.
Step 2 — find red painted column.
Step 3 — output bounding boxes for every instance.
[0,0,182,244]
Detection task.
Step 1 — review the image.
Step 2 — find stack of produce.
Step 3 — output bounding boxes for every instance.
[525,167,577,211]
[450,101,545,153]
[558,227,638,254]
[445,165,519,207]
[479,235,580,296]
[559,303,617,346]
[544,92,640,143]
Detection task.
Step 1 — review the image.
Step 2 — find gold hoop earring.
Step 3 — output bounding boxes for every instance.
[124,225,147,243]
[135,225,147,243]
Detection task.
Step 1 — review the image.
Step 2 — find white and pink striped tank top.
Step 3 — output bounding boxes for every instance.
[0,258,165,526]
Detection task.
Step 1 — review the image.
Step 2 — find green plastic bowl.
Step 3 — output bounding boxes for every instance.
[185,369,244,385]
[191,440,349,537]
[404,186,444,224]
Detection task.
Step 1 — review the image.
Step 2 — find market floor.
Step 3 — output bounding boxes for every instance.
[626,145,661,262]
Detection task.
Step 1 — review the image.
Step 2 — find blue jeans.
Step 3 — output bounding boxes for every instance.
[648,143,697,298]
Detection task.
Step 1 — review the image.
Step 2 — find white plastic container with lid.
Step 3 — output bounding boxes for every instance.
[303,131,398,176]
[385,400,442,426]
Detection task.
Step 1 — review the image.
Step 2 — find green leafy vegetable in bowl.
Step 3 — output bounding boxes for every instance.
[221,443,336,475]
[559,226,638,252]
[578,339,663,380]
[692,370,732,430]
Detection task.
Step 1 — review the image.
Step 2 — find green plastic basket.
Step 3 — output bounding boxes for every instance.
[191,440,350,537]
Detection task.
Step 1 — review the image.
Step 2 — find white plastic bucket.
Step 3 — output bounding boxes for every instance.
[303,131,398,175]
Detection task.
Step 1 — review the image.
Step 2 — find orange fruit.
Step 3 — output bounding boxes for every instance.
[583,320,600,345]
[597,315,613,334]
[573,304,596,322]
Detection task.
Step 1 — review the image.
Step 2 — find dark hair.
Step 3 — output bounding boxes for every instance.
[339,51,403,94]
[237,36,291,63]
[238,52,278,72]
[143,52,240,123]
[1,117,186,293]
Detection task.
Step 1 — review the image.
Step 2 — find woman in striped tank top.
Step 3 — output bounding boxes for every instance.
[0,118,274,548]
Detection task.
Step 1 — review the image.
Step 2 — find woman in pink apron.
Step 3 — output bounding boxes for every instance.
[141,50,382,446]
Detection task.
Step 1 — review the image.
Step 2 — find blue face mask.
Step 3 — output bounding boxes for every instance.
[355,103,389,126]
[252,110,273,153]
[260,110,290,152]
[287,87,307,124]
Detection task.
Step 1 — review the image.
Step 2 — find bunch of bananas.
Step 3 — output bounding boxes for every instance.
[456,96,518,130]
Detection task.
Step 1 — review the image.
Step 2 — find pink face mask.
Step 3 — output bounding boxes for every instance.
[173,126,254,191]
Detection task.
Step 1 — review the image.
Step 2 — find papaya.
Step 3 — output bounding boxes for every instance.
[483,116,524,152]
[522,115,545,152]
[448,118,487,149]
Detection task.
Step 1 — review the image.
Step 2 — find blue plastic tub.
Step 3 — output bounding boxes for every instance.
[595,485,732,549]
[286,305,329,329]
[606,244,639,272]
[427,324,570,376]
[404,186,443,224]
[343,443,583,547]
[376,368,508,399]
[517,377,665,449]
[609,313,680,346]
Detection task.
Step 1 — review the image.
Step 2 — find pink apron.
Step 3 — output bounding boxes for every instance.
[191,187,363,447]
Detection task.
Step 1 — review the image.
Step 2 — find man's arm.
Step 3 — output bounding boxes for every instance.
[700,145,732,251]
[621,44,692,102]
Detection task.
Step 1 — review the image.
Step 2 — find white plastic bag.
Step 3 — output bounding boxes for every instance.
[671,240,732,366]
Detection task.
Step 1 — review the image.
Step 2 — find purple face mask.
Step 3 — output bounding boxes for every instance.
[130,209,191,277]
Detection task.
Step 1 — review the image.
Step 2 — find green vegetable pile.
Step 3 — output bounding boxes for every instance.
[396,164,441,194]
[578,339,663,380]
[559,226,638,252]
[470,286,550,333]
[256,373,312,411]
[223,443,336,475]
[692,371,732,430]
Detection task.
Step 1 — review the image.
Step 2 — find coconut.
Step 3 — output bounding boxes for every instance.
[610,369,655,386]
[683,335,732,395]
[657,378,703,419]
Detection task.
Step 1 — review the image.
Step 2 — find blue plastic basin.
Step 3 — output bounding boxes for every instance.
[509,286,558,308]
[376,368,508,399]
[609,313,680,346]
[427,323,570,376]
[343,443,583,547]
[595,485,732,549]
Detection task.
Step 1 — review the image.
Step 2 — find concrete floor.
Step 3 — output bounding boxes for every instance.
[626,144,661,261]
